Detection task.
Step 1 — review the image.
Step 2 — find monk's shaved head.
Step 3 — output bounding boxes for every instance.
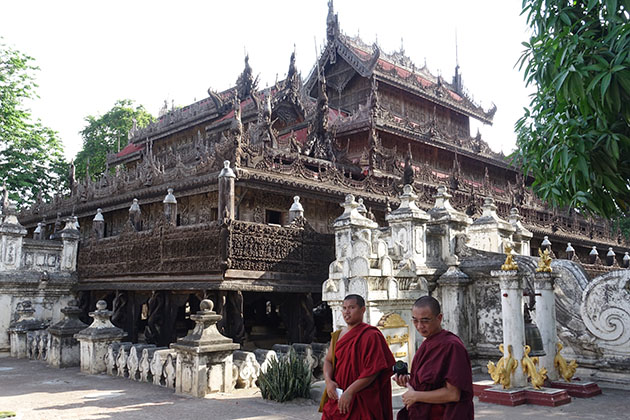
[344,294,365,308]
[413,296,441,316]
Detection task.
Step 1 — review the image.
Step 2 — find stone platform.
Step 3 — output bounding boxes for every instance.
[1,355,628,420]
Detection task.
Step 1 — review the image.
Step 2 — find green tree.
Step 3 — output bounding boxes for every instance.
[0,39,67,206]
[74,99,154,180]
[515,0,630,218]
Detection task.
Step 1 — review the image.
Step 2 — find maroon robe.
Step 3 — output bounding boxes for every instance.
[322,322,395,420]
[397,329,473,420]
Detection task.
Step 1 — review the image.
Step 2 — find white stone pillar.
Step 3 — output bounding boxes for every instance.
[534,271,559,380]
[492,270,527,388]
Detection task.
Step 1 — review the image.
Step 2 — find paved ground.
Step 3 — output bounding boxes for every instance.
[1,355,629,420]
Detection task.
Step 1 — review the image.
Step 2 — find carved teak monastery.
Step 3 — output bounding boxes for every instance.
[2,2,629,376]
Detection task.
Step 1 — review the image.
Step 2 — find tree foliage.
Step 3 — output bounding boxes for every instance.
[74,99,154,180]
[0,39,67,206]
[515,0,630,217]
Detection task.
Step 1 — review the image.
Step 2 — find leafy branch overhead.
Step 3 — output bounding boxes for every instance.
[515,0,630,217]
[0,39,67,206]
[74,99,154,181]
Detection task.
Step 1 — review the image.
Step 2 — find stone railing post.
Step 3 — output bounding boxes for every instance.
[8,301,47,358]
[47,300,88,368]
[171,299,239,397]
[74,300,127,374]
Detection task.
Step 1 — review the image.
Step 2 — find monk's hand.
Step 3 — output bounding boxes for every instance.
[402,384,417,409]
[337,389,353,414]
[326,380,339,400]
[394,373,410,387]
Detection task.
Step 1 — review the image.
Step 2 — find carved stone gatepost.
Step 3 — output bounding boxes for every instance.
[8,301,47,358]
[163,188,177,226]
[60,219,80,271]
[47,300,88,368]
[0,204,27,271]
[323,190,428,366]
[533,271,559,380]
[468,197,515,253]
[437,266,472,348]
[508,208,532,256]
[171,299,239,397]
[218,160,236,220]
[92,208,104,239]
[491,269,527,388]
[74,300,127,374]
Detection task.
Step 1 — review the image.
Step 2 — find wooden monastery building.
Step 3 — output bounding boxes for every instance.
[15,2,630,349]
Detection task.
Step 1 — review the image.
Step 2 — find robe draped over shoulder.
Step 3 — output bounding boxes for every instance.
[397,329,473,420]
[322,322,395,420]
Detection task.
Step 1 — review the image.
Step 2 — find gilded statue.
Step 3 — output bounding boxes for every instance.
[501,244,518,271]
[487,343,506,384]
[488,344,517,389]
[554,342,578,382]
[522,344,548,389]
[536,248,552,272]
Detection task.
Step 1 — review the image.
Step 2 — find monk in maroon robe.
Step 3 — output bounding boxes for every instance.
[322,294,395,420]
[396,296,474,420]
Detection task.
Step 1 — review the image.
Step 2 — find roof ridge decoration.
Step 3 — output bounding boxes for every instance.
[304,72,334,160]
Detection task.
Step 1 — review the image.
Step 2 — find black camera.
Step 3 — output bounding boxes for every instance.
[393,360,408,376]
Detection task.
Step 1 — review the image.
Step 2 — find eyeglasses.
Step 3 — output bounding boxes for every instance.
[412,317,435,325]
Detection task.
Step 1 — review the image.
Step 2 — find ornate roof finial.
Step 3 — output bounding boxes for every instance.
[326,0,339,43]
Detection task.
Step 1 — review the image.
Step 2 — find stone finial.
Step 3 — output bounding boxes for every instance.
[541,236,552,249]
[606,247,616,266]
[357,198,367,216]
[130,198,140,212]
[163,188,177,226]
[33,222,43,240]
[93,208,104,222]
[73,216,80,230]
[508,207,521,223]
[171,299,238,350]
[163,188,177,204]
[129,198,142,231]
[589,246,600,265]
[565,242,575,260]
[432,186,453,210]
[481,197,497,216]
[288,196,304,223]
[62,218,78,232]
[219,160,236,178]
[0,203,24,228]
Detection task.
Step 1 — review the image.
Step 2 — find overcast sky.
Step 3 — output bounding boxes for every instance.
[1,0,532,161]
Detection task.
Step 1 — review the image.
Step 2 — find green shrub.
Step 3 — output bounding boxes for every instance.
[258,349,312,402]
[0,412,16,418]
